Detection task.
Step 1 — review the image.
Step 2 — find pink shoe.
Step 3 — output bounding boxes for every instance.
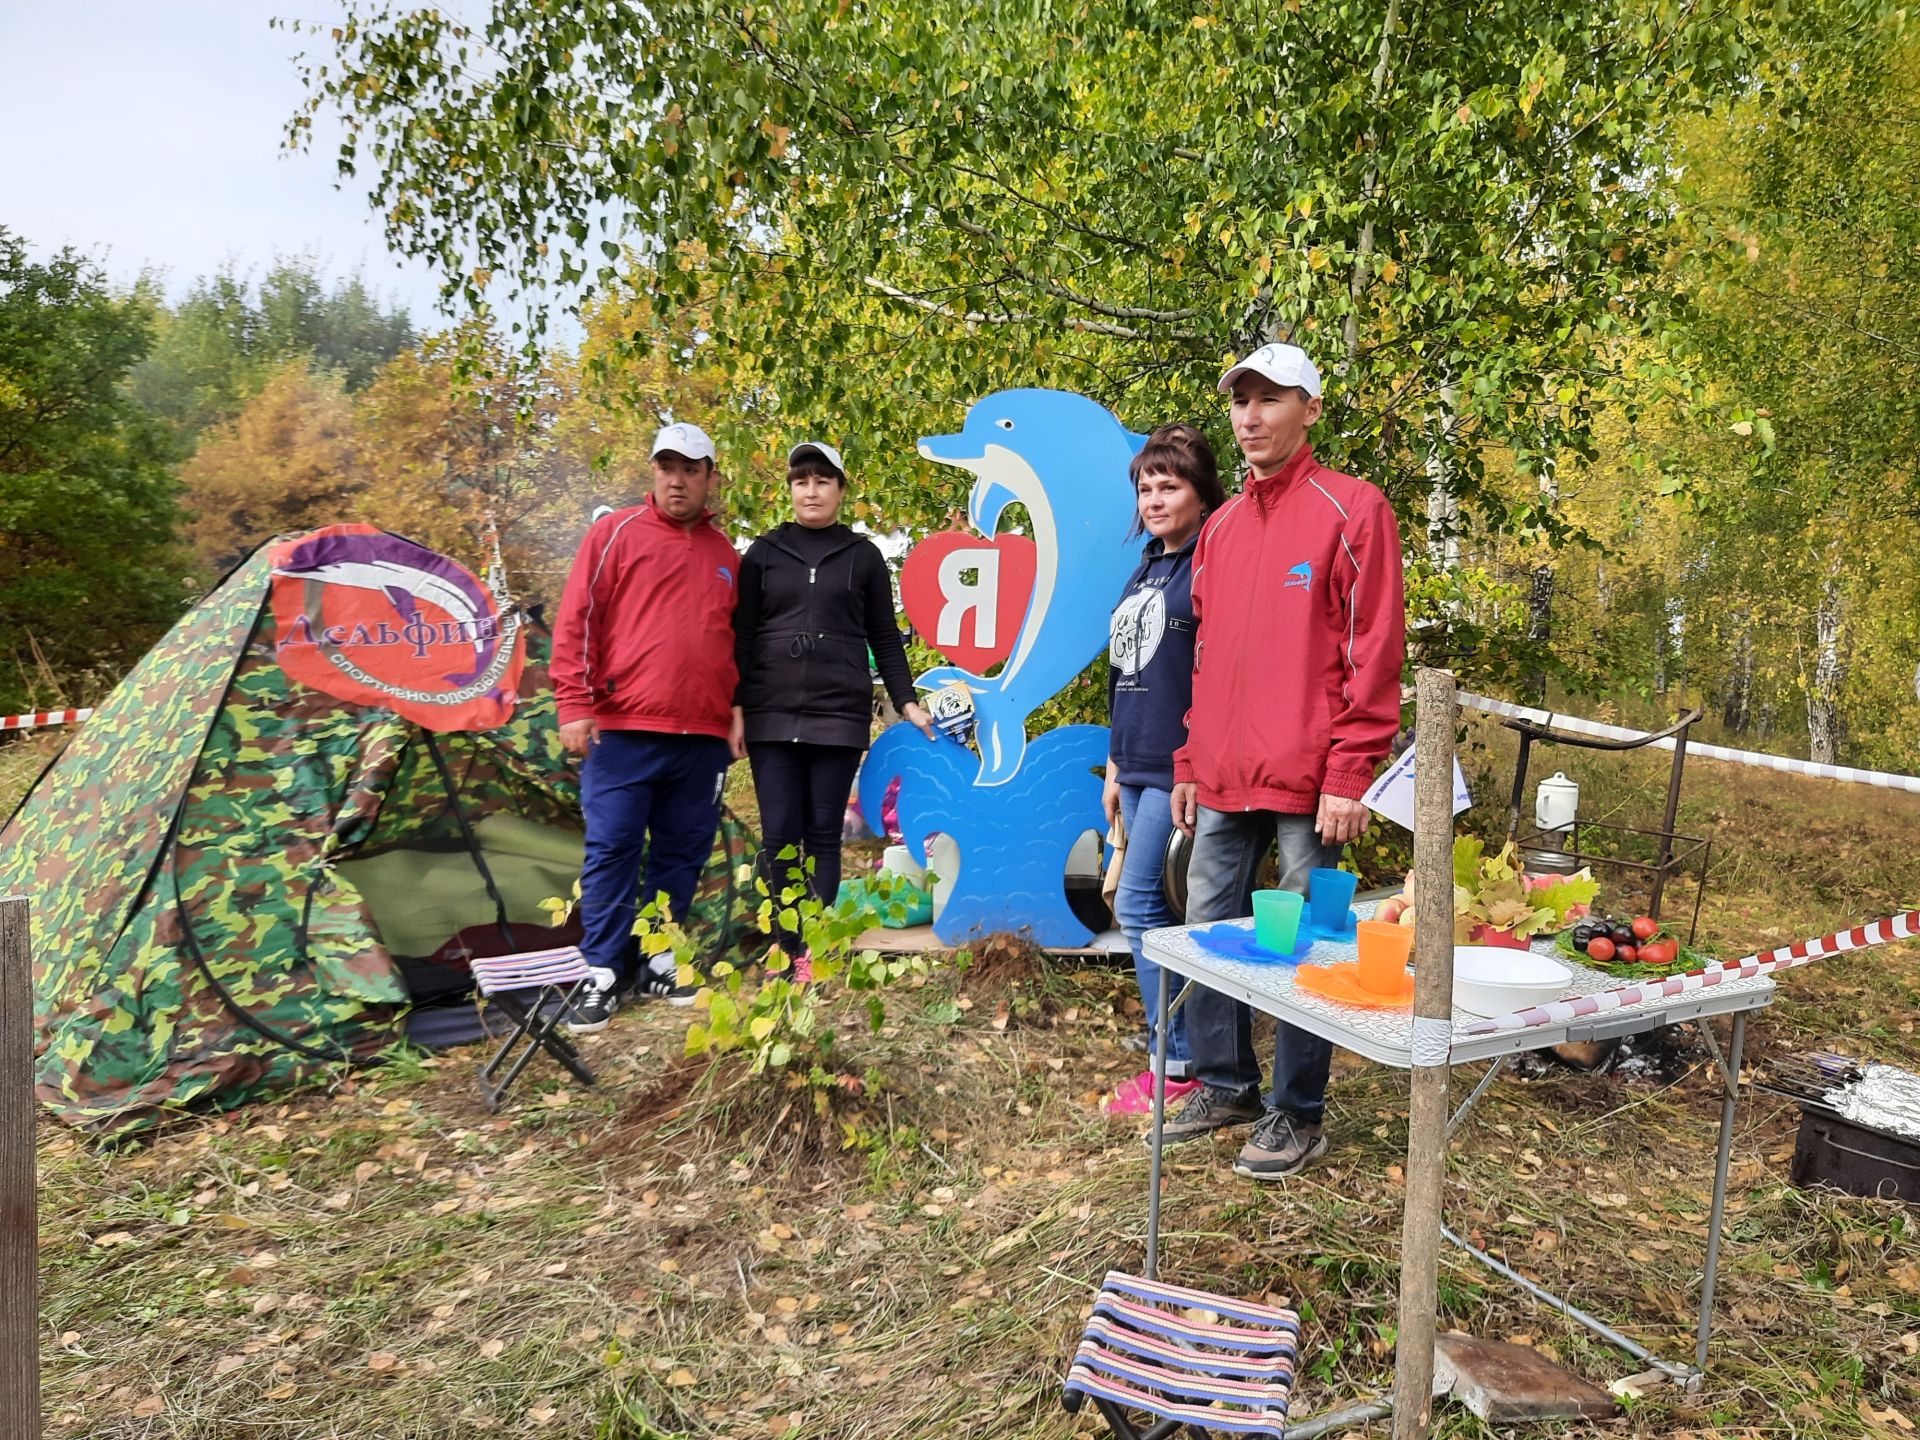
[791,950,813,986]
[1104,1070,1200,1116]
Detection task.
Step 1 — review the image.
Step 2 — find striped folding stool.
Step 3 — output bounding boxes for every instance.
[1063,1271,1301,1440]
[470,946,598,1111]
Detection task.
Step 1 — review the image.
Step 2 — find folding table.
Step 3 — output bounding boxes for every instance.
[1139,906,1776,1385]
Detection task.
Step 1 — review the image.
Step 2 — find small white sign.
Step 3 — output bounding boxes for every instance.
[1361,747,1473,832]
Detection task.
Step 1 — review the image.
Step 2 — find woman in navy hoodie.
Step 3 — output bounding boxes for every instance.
[1102,424,1228,1115]
[732,442,935,980]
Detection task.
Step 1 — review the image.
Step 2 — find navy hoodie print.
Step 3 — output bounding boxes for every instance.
[1107,533,1198,789]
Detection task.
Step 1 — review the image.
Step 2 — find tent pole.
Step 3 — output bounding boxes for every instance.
[419,730,518,949]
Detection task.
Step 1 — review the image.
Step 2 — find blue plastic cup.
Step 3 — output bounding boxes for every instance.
[1309,867,1359,933]
[1252,889,1304,954]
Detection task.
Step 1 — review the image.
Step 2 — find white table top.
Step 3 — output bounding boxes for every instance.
[1142,903,1776,1067]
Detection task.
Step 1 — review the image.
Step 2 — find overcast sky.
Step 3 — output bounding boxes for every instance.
[0,1,449,322]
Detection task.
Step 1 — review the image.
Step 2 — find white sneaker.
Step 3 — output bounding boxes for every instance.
[638,954,699,1006]
[564,966,622,1034]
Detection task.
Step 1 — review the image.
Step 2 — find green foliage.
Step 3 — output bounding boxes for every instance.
[1445,836,1596,940]
[681,856,937,1097]
[292,0,1797,682]
[129,257,414,438]
[0,229,190,711]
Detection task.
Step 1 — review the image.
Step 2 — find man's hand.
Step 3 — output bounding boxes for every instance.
[1102,765,1122,830]
[1315,793,1370,846]
[727,706,747,762]
[1170,782,1199,838]
[902,700,938,741]
[559,719,600,757]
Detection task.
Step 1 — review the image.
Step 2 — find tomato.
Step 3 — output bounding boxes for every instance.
[1616,944,1638,964]
[1586,936,1617,962]
[1642,940,1676,967]
[1631,916,1660,941]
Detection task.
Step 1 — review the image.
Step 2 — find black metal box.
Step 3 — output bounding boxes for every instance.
[1791,1107,1920,1204]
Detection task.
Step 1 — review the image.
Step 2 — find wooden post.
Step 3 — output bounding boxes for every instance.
[1391,669,1457,1440]
[1,896,41,1440]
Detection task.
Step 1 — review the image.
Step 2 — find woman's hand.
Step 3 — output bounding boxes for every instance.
[902,700,938,741]
[1102,764,1122,829]
[728,706,747,762]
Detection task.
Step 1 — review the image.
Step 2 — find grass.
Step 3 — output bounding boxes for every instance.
[20,714,1920,1437]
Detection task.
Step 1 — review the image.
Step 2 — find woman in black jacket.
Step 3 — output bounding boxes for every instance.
[731,441,935,977]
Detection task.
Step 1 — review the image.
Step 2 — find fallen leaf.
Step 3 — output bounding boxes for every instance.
[368,1351,400,1373]
[668,1368,697,1386]
[265,1383,297,1401]
[214,1354,246,1378]
[133,1395,165,1417]
[480,1339,506,1360]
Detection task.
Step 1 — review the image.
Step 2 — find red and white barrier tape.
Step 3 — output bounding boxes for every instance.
[1457,690,1920,795]
[1461,909,1920,1036]
[0,709,93,735]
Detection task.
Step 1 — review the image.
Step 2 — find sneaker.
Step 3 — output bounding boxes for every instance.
[565,966,622,1034]
[1104,1069,1201,1117]
[637,954,699,1006]
[1233,1110,1328,1182]
[791,950,814,986]
[1144,1085,1264,1148]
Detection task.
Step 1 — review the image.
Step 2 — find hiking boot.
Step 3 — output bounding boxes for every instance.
[1143,1085,1263,1148]
[1233,1109,1328,1182]
[638,955,699,1007]
[565,967,622,1034]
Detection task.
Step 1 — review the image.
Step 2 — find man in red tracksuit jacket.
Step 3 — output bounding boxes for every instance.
[551,421,744,1033]
[1159,343,1407,1180]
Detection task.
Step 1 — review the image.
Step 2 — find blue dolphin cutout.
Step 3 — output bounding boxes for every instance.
[860,721,1110,947]
[916,390,1145,787]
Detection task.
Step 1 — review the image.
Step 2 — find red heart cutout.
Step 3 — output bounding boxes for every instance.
[900,531,1038,674]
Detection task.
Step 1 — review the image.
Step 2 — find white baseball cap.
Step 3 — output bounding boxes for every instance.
[650,421,716,462]
[1217,342,1323,398]
[788,440,846,474]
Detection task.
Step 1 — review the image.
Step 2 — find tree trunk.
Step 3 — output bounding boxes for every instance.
[1807,555,1847,765]
[1423,381,1460,573]
[1526,564,1553,702]
[1721,607,1753,734]
[1653,621,1667,695]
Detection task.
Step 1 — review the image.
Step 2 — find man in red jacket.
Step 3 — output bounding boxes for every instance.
[551,421,744,1032]
[1159,343,1407,1179]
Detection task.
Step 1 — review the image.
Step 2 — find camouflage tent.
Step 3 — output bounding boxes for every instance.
[0,538,750,1136]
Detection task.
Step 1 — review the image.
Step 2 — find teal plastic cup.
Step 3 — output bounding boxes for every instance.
[1252,889,1305,953]
[1308,867,1359,933]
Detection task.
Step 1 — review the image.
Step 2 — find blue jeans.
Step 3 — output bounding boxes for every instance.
[1182,807,1342,1120]
[1115,784,1190,1078]
[577,731,730,983]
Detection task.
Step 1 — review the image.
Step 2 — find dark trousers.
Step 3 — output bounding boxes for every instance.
[577,730,730,983]
[1183,806,1342,1121]
[747,740,864,955]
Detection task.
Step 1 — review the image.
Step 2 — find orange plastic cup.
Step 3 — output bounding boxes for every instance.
[1355,920,1415,995]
